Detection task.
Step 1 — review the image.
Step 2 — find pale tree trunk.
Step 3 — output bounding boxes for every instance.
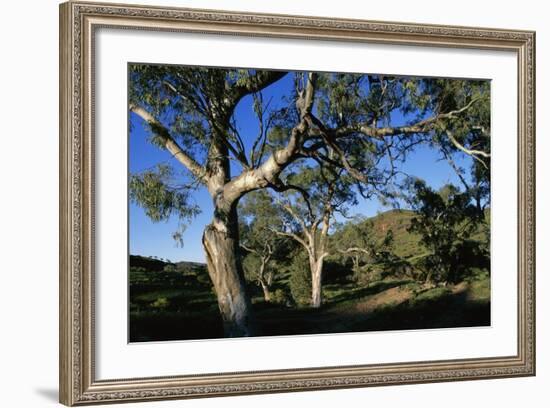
[202,122,256,337]
[352,256,360,274]
[258,257,272,302]
[202,206,255,337]
[278,207,330,309]
[310,256,324,308]
[310,212,330,308]
[260,280,271,302]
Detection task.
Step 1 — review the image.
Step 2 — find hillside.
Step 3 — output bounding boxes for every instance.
[366,209,422,258]
[130,255,206,272]
[342,208,490,261]
[129,254,168,272]
[131,207,489,268]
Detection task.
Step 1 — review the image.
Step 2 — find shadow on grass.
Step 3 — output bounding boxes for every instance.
[325,279,415,305]
[130,312,224,342]
[258,292,482,336]
[130,278,489,342]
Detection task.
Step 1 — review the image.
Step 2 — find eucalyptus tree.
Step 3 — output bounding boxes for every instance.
[407,182,488,284]
[129,65,490,336]
[239,190,291,302]
[271,160,356,308]
[335,219,377,280]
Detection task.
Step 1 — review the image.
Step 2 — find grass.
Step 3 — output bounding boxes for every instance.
[129,258,491,342]
[129,210,491,342]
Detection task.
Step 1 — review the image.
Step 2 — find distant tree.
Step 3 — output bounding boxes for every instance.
[288,251,312,305]
[408,181,488,284]
[335,218,395,285]
[239,191,291,302]
[271,160,356,308]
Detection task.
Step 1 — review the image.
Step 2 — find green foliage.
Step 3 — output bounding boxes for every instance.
[239,190,294,287]
[163,264,176,273]
[284,162,358,220]
[239,191,285,246]
[129,164,199,246]
[242,254,262,283]
[332,216,405,285]
[288,251,312,305]
[151,297,170,309]
[408,180,489,283]
[271,288,290,305]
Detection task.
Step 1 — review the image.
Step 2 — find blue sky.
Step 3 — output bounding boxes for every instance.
[129,72,473,263]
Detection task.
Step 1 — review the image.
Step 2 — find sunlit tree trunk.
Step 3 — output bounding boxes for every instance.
[310,256,324,308]
[260,280,271,302]
[203,204,255,336]
[202,130,255,336]
[257,257,272,302]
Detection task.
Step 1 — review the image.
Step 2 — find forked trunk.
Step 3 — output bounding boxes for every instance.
[202,207,255,337]
[310,258,324,308]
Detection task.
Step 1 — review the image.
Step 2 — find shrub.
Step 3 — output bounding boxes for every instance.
[163,264,177,273]
[353,264,378,286]
[271,288,290,305]
[288,252,311,305]
[151,297,170,309]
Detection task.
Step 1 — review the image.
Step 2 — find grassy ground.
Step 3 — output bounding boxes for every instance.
[129,260,490,342]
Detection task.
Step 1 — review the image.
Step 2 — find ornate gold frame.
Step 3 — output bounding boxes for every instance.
[59,1,536,405]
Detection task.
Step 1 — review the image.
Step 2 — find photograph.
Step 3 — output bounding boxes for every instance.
[128,64,491,342]
[57,2,536,404]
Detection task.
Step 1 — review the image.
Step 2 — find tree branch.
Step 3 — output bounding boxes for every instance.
[227,71,288,110]
[339,247,370,255]
[222,73,318,204]
[276,198,310,237]
[240,243,258,255]
[445,128,491,159]
[336,96,487,140]
[268,179,314,220]
[440,145,471,191]
[271,228,309,251]
[308,114,370,184]
[130,104,208,183]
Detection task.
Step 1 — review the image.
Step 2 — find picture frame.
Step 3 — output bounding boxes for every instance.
[59,1,536,405]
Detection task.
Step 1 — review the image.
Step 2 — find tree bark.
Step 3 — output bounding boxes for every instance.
[310,212,330,308]
[202,206,255,337]
[258,257,272,302]
[260,280,271,302]
[310,257,324,308]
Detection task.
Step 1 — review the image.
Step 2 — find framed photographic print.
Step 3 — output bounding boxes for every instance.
[59,1,536,405]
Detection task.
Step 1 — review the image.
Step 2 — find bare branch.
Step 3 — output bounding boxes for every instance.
[336,96,487,139]
[445,128,491,160]
[277,199,310,236]
[270,228,309,251]
[240,243,258,255]
[308,113,370,184]
[227,71,288,110]
[268,178,314,220]
[222,73,318,204]
[440,145,471,191]
[339,247,370,255]
[130,104,207,183]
